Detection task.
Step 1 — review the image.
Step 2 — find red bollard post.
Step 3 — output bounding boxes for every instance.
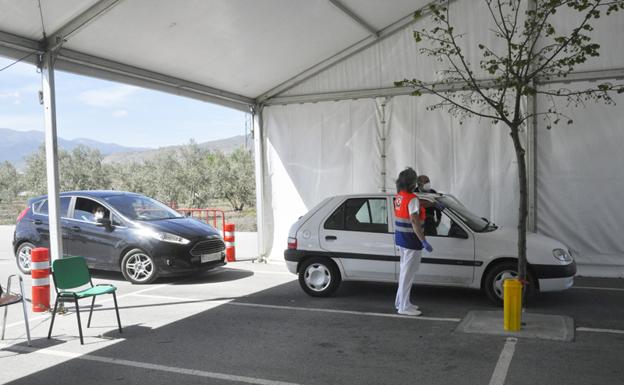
[224,223,236,262]
[30,247,50,312]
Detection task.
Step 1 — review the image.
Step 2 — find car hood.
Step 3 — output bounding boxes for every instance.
[476,227,569,264]
[138,218,220,240]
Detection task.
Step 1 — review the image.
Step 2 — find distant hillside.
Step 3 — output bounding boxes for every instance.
[0,128,146,169]
[103,135,248,164]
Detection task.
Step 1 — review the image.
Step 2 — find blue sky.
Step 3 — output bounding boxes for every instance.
[0,56,248,149]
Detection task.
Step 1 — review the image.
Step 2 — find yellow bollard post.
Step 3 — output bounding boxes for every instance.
[503,278,523,332]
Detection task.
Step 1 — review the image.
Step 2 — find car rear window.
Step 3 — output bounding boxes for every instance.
[33,197,71,218]
[325,198,388,233]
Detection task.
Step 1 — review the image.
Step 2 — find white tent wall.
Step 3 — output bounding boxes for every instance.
[263,95,519,260]
[263,99,382,256]
[536,82,624,277]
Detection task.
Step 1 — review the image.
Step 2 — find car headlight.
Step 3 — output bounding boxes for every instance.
[552,248,572,262]
[135,228,190,245]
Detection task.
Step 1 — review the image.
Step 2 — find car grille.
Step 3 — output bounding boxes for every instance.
[190,238,225,256]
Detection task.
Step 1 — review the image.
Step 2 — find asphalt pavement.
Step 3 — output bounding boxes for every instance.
[0,226,623,385]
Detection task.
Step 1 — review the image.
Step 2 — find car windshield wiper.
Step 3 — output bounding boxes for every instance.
[480,218,491,232]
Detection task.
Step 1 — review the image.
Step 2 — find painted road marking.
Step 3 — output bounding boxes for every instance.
[0,343,300,385]
[577,327,624,335]
[132,293,462,322]
[572,286,624,292]
[488,337,517,385]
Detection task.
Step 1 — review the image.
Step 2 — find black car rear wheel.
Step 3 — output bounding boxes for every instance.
[121,249,159,284]
[15,242,35,275]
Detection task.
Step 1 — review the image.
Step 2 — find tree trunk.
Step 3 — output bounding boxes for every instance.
[509,125,528,282]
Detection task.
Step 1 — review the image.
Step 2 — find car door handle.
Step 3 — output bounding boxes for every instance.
[33,219,42,225]
[325,235,337,241]
[71,226,81,232]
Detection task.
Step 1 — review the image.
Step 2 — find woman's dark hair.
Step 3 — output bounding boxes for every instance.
[396,167,418,192]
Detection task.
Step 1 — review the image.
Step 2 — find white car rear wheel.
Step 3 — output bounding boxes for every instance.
[298,257,341,297]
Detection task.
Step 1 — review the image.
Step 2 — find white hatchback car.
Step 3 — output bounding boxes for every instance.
[285,193,576,305]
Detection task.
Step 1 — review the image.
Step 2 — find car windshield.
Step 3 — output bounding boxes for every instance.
[103,194,182,221]
[437,195,495,232]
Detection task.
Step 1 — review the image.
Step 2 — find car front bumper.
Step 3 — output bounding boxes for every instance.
[532,261,576,292]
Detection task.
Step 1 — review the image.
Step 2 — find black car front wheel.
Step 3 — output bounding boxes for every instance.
[298,257,341,297]
[121,249,159,284]
[15,242,35,275]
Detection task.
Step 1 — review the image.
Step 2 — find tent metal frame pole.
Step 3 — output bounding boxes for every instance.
[328,0,378,36]
[39,52,63,262]
[252,105,267,262]
[263,67,624,106]
[526,0,538,233]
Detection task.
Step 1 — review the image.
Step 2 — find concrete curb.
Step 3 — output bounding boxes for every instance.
[455,310,575,342]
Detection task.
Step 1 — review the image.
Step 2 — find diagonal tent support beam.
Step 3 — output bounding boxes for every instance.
[328,0,378,36]
[257,0,459,103]
[46,0,123,51]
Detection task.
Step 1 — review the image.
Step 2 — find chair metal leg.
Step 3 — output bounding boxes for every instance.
[18,277,31,346]
[47,298,59,339]
[112,292,122,333]
[74,298,84,345]
[87,296,96,328]
[2,275,13,340]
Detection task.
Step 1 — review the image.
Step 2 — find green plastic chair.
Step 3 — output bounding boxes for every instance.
[47,256,122,344]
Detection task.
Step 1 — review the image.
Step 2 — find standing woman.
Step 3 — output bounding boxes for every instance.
[394,168,433,316]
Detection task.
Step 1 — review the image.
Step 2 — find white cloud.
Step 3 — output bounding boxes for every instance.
[112,109,128,118]
[78,85,139,107]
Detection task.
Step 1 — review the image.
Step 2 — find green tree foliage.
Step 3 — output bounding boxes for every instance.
[0,161,21,203]
[397,0,624,281]
[11,141,255,212]
[212,148,256,211]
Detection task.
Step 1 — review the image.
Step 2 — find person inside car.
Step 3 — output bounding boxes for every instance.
[417,175,442,236]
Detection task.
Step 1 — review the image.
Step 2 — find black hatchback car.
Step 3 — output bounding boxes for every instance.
[14,191,226,284]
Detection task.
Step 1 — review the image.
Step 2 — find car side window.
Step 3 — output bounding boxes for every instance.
[325,198,388,233]
[72,197,110,223]
[34,197,71,218]
[432,212,469,239]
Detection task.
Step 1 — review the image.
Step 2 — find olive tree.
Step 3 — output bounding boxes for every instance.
[396,0,624,282]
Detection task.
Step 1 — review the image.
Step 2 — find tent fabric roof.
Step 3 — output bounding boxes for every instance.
[0,0,432,111]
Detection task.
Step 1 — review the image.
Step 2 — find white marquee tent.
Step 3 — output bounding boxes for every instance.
[1,0,623,277]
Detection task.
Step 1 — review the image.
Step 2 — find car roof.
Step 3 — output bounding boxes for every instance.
[331,192,443,200]
[28,190,141,204]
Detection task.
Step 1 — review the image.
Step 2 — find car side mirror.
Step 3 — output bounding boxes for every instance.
[96,217,112,228]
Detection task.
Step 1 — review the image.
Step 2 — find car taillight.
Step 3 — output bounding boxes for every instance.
[287,237,297,250]
[16,207,29,223]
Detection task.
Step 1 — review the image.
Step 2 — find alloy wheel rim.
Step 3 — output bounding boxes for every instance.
[18,245,32,271]
[493,269,518,299]
[126,253,154,282]
[304,263,331,292]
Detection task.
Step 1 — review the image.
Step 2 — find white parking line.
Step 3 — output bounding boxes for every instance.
[488,337,517,385]
[572,286,624,292]
[577,327,624,335]
[0,343,300,385]
[131,293,462,322]
[3,284,167,330]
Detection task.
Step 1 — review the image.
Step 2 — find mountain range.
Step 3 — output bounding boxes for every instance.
[0,128,248,169]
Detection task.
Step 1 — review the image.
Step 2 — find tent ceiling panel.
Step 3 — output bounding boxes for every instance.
[0,0,435,104]
[0,0,99,40]
[61,0,372,98]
